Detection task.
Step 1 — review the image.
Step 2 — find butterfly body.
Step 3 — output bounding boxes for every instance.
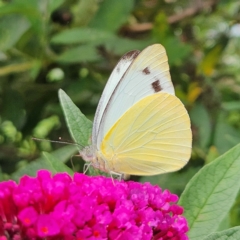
[80,44,192,176]
[81,146,108,173]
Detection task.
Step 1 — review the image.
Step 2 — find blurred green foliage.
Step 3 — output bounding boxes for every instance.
[1,0,240,227]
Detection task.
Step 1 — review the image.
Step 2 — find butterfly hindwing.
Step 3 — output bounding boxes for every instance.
[100,92,192,176]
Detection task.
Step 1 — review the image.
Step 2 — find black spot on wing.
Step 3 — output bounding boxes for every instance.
[142,67,150,75]
[116,50,139,75]
[122,50,139,60]
[116,50,140,75]
[151,80,162,92]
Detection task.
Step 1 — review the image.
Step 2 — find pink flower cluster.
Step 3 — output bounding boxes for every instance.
[0,170,189,240]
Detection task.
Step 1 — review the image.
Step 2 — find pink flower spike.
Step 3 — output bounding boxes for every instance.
[37,170,52,182]
[171,204,184,215]
[0,170,189,239]
[18,207,38,226]
[37,214,60,237]
[0,236,8,240]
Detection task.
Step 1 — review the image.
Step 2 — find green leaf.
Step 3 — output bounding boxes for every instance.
[205,146,219,165]
[42,152,74,175]
[214,114,240,154]
[58,89,92,149]
[71,0,98,26]
[203,226,240,240]
[89,0,134,32]
[0,0,42,34]
[217,214,231,232]
[179,144,240,240]
[160,37,192,66]
[33,115,60,138]
[48,0,65,13]
[57,45,101,63]
[0,167,3,181]
[11,145,77,181]
[140,167,199,195]
[0,51,7,60]
[1,88,25,129]
[198,34,229,76]
[152,12,170,40]
[222,101,240,111]
[230,185,240,226]
[190,103,211,150]
[104,37,151,55]
[0,14,30,51]
[51,27,113,45]
[0,0,38,16]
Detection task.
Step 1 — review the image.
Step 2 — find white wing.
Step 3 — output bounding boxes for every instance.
[92,50,140,145]
[94,44,175,148]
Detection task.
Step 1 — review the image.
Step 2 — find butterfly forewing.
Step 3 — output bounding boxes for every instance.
[96,44,175,148]
[100,92,192,176]
[92,50,140,146]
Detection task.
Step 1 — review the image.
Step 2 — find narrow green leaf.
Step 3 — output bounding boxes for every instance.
[203,226,240,240]
[72,0,98,26]
[89,0,134,32]
[222,101,240,111]
[42,152,74,175]
[58,89,92,149]
[48,144,78,162]
[0,14,30,51]
[51,27,113,45]
[104,37,150,55]
[179,144,240,240]
[57,45,101,63]
[190,103,211,149]
[198,35,229,76]
[0,0,39,16]
[11,145,77,181]
[48,0,65,13]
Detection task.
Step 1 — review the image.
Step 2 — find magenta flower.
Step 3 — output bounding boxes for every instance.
[0,170,189,239]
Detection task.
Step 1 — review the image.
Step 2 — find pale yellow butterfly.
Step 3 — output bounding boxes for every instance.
[80,44,192,176]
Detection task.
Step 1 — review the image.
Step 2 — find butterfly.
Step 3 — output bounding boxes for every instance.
[80,44,192,176]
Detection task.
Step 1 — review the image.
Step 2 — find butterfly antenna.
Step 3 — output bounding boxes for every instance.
[32,137,84,149]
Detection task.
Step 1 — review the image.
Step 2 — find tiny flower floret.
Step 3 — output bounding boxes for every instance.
[0,170,189,239]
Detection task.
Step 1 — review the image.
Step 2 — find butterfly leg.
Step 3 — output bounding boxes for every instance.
[83,163,92,174]
[109,171,123,181]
